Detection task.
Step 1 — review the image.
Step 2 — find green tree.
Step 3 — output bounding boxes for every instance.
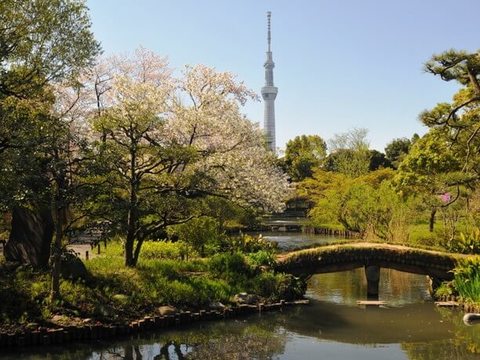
[338,180,409,240]
[0,0,100,94]
[394,130,465,232]
[325,128,371,177]
[300,168,407,240]
[394,49,480,234]
[299,169,350,229]
[368,149,392,171]
[0,0,100,154]
[385,137,413,169]
[420,49,480,182]
[283,134,327,181]
[0,0,100,301]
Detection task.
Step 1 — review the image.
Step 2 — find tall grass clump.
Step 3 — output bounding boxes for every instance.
[453,259,480,303]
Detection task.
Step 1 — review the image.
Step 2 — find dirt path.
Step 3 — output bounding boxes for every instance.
[67,243,102,260]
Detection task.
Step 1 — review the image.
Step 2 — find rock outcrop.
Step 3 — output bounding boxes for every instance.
[4,207,54,268]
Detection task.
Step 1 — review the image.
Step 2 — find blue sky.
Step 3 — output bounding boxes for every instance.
[86,0,479,152]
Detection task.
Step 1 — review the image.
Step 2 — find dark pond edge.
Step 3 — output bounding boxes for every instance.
[0,299,310,349]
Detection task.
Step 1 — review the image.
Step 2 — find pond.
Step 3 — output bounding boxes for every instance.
[260,231,346,250]
[2,235,480,359]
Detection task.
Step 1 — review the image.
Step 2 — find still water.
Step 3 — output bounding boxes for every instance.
[4,235,480,359]
[261,231,340,251]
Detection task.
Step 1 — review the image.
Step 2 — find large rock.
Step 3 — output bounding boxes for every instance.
[463,313,480,326]
[233,293,260,305]
[4,207,54,269]
[158,305,177,316]
[61,251,90,281]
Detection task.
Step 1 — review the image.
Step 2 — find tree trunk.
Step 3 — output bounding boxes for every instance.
[125,180,139,267]
[50,168,68,302]
[125,222,136,267]
[124,139,141,267]
[132,237,144,266]
[50,216,63,302]
[429,207,437,232]
[50,195,65,302]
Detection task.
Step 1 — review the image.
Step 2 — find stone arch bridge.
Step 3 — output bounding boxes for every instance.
[275,243,468,299]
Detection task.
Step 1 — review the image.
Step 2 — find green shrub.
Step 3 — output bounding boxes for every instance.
[447,228,480,254]
[228,234,277,253]
[140,240,193,260]
[188,277,232,304]
[252,272,306,301]
[168,217,226,257]
[434,282,454,298]
[0,266,50,324]
[209,252,253,281]
[247,250,276,267]
[252,272,278,298]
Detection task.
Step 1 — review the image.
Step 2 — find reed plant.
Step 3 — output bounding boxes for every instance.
[453,258,480,303]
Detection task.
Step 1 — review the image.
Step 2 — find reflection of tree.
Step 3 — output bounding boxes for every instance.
[91,321,285,360]
[402,308,480,360]
[134,346,143,360]
[184,326,284,360]
[149,322,285,360]
[155,341,185,360]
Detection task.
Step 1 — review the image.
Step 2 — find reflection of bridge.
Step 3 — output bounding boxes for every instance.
[276,243,467,298]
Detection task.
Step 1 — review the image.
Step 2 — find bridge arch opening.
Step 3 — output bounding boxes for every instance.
[306,267,433,304]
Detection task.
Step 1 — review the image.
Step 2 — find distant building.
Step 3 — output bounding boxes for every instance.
[261,11,278,152]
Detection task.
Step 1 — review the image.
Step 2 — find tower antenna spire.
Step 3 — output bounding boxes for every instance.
[267,11,271,52]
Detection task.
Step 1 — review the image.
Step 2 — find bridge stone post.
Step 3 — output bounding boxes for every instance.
[427,276,443,297]
[365,265,380,300]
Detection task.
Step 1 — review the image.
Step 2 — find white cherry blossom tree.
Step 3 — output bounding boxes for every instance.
[82,49,289,266]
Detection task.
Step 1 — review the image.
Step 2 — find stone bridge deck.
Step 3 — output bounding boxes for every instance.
[275,242,470,281]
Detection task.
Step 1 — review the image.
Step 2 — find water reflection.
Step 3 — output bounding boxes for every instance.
[307,268,432,306]
[3,270,480,360]
[260,232,346,251]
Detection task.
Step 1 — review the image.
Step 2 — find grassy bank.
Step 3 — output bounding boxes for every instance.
[0,240,305,332]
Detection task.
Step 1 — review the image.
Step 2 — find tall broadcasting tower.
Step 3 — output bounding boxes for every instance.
[261,11,278,152]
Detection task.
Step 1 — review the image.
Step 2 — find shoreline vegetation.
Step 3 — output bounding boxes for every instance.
[0,235,308,348]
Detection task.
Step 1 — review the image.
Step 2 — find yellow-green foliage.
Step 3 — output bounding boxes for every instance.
[448,228,480,254]
[453,258,480,304]
[229,234,277,253]
[140,240,193,260]
[301,169,410,241]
